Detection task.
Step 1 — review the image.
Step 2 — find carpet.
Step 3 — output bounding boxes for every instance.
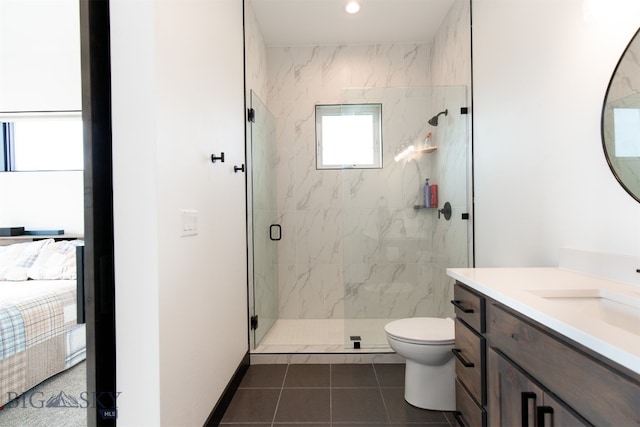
[0,361,87,427]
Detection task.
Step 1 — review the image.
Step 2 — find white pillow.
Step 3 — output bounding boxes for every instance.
[27,240,84,280]
[0,239,55,281]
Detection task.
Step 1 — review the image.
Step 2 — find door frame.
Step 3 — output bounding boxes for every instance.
[79,1,117,425]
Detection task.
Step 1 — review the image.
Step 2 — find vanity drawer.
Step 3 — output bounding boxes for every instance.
[452,283,485,332]
[487,302,640,427]
[455,378,486,427]
[454,318,485,404]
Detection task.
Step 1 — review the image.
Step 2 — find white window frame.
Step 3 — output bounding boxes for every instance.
[315,103,382,169]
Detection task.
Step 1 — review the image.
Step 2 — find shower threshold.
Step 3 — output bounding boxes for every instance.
[253,318,395,354]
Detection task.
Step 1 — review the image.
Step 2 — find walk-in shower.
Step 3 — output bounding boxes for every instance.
[244,0,472,357]
[247,85,470,354]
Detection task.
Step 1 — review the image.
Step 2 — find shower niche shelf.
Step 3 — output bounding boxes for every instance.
[413,205,438,210]
[394,145,437,162]
[416,146,438,154]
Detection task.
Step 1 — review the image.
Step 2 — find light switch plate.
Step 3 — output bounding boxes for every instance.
[181,210,198,237]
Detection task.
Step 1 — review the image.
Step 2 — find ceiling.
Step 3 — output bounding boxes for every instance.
[250,0,456,47]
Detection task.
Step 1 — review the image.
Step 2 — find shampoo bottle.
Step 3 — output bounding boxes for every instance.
[430,184,438,208]
[424,179,431,208]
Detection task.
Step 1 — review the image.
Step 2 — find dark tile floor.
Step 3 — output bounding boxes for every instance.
[220,363,458,426]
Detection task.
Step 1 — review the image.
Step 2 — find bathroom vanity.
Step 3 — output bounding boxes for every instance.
[447,267,640,427]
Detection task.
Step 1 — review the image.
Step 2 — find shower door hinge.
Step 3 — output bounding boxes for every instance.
[460,107,469,115]
[247,108,256,123]
[250,315,258,330]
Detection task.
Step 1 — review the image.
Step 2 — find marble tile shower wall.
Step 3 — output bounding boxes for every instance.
[245,4,269,103]
[266,42,467,320]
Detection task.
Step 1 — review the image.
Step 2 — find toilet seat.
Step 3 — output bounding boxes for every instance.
[384,317,454,345]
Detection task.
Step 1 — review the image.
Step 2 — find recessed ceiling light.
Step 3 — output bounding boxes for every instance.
[345,1,360,14]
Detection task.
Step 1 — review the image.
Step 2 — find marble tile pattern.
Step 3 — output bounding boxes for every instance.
[244,4,269,104]
[246,0,472,335]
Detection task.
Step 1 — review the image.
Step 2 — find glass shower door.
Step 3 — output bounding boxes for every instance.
[249,90,279,348]
[341,86,471,350]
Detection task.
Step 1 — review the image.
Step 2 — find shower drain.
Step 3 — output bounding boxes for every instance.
[350,335,362,349]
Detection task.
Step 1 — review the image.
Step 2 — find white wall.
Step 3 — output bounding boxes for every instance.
[0,0,83,235]
[110,0,247,425]
[473,0,640,267]
[0,172,83,233]
[0,0,81,111]
[110,1,161,423]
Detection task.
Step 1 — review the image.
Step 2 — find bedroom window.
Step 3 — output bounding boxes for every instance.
[315,103,382,169]
[0,112,83,172]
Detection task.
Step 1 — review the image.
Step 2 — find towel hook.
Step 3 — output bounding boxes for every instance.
[211,152,225,163]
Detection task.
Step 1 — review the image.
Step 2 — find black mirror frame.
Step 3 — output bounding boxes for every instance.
[601,27,640,204]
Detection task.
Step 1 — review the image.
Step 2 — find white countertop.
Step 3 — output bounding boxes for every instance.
[446,267,640,375]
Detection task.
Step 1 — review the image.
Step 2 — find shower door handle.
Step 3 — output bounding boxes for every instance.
[269,224,281,241]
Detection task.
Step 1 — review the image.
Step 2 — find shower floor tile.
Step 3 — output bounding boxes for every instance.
[254,318,396,353]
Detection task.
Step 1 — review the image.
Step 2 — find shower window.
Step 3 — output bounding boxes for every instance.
[315,103,382,169]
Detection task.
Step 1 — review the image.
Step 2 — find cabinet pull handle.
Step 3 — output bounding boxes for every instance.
[452,349,475,367]
[521,392,537,427]
[536,406,553,427]
[453,410,469,427]
[451,300,474,313]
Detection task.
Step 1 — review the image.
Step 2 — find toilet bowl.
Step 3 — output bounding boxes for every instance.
[384,317,455,411]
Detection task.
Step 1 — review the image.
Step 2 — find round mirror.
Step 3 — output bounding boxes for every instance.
[602,28,640,203]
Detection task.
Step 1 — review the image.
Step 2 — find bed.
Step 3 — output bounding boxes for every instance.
[0,238,86,407]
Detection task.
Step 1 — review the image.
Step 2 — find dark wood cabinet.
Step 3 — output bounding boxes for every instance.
[488,348,587,427]
[487,302,639,426]
[452,283,487,426]
[452,281,640,427]
[488,347,543,427]
[454,318,484,404]
[455,379,486,427]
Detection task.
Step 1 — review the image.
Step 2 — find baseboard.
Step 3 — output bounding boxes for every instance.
[204,351,250,426]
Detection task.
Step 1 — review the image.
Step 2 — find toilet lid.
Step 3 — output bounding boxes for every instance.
[384,317,454,344]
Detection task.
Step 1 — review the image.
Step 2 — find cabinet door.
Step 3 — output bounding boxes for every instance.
[488,348,543,427]
[456,379,487,427]
[540,392,590,427]
[454,318,485,404]
[489,348,590,427]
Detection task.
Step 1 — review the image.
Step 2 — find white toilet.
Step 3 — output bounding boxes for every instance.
[384,317,456,411]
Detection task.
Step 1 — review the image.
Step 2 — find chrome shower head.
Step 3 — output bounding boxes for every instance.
[428,109,448,126]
